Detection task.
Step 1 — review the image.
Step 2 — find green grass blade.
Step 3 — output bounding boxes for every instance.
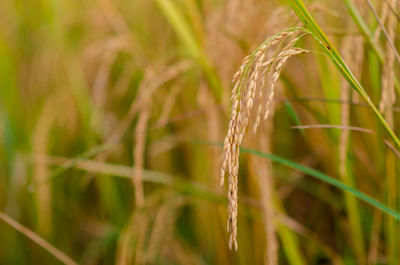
[29,141,118,189]
[284,100,302,128]
[155,0,222,99]
[284,100,306,138]
[155,0,200,58]
[287,0,400,150]
[240,146,400,221]
[344,0,384,58]
[192,140,400,221]
[276,223,306,265]
[343,0,400,95]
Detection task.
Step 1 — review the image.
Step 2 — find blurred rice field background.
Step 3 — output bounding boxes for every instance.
[0,0,400,264]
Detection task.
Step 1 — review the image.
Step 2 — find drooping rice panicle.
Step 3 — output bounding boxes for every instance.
[220,29,309,250]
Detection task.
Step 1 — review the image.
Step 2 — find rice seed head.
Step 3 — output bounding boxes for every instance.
[263,48,307,121]
[220,29,308,250]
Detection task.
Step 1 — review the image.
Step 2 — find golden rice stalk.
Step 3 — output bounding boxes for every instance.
[33,100,56,236]
[133,107,149,207]
[250,127,278,265]
[373,0,389,42]
[131,62,190,206]
[379,0,397,124]
[131,68,156,207]
[339,34,364,177]
[220,29,308,250]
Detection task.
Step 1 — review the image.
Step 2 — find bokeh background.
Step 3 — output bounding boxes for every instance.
[0,0,399,264]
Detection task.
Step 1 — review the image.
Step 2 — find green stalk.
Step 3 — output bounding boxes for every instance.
[155,0,222,100]
[344,2,400,261]
[343,0,384,58]
[342,142,365,262]
[345,0,400,261]
[287,0,400,151]
[288,2,400,261]
[343,0,400,95]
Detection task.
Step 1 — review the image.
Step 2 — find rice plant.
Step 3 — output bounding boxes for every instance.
[0,0,399,264]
